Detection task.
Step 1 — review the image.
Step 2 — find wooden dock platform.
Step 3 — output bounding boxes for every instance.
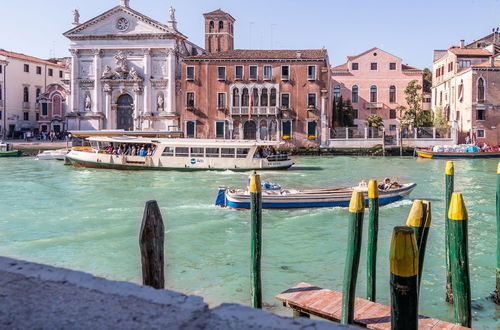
[276,282,471,329]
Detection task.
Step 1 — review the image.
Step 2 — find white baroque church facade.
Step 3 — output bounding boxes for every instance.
[63,0,203,131]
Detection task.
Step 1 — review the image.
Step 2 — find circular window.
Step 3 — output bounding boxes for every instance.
[373,52,378,56]
[116,18,130,31]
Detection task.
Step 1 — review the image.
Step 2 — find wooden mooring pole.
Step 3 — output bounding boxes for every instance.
[390,226,419,330]
[250,172,263,309]
[367,180,379,302]
[341,190,365,324]
[495,163,500,304]
[445,161,454,303]
[448,193,471,327]
[139,200,165,289]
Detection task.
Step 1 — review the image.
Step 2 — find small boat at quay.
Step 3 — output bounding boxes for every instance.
[0,142,22,157]
[36,149,69,161]
[416,146,500,159]
[215,182,417,209]
[65,137,294,171]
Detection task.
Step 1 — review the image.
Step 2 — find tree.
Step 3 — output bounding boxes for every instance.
[433,107,449,127]
[397,80,424,127]
[423,68,432,93]
[332,96,354,127]
[365,114,384,127]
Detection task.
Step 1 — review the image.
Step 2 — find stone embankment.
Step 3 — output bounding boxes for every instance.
[0,256,351,329]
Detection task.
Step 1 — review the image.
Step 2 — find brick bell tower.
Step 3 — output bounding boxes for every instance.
[203,9,235,53]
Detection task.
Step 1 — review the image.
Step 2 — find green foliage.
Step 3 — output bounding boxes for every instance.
[365,114,384,127]
[423,68,432,93]
[416,110,433,127]
[398,80,424,127]
[332,96,354,127]
[432,107,449,127]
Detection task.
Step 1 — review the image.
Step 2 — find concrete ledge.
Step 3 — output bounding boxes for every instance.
[0,256,351,329]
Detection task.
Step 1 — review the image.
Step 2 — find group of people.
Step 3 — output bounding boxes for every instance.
[254,146,278,158]
[104,144,155,157]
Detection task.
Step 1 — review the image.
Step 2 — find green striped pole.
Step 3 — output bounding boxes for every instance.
[367,180,379,302]
[445,161,454,303]
[448,193,471,327]
[250,172,262,309]
[341,190,365,324]
[495,163,500,304]
[406,200,432,289]
[390,226,419,330]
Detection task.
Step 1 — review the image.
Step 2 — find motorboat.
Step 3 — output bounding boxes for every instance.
[36,149,69,161]
[416,145,500,159]
[0,141,22,157]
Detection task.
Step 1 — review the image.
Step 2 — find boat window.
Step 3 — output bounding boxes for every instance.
[162,147,174,156]
[221,148,235,158]
[206,148,220,157]
[236,148,250,158]
[191,147,204,157]
[175,147,189,157]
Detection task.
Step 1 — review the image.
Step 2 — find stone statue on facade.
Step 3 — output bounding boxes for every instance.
[114,50,129,79]
[169,7,176,21]
[129,66,142,80]
[84,94,92,111]
[157,94,164,111]
[101,65,114,79]
[72,9,80,25]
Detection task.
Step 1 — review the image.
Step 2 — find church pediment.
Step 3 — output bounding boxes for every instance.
[64,6,184,40]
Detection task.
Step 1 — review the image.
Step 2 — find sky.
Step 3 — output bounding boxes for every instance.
[0,0,499,69]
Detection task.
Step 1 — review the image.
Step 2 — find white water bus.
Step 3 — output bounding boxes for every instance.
[65,136,294,171]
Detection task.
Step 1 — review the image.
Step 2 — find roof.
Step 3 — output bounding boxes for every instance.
[472,54,500,68]
[203,9,235,21]
[402,64,421,71]
[184,49,328,61]
[0,49,65,67]
[331,63,348,71]
[345,47,402,62]
[448,47,492,56]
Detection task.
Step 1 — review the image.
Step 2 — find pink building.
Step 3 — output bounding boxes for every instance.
[331,48,423,132]
[37,83,68,133]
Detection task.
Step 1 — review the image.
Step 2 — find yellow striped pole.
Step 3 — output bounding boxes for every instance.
[495,163,500,304]
[448,193,471,327]
[367,180,379,302]
[390,226,419,330]
[445,161,454,303]
[341,190,365,324]
[250,172,263,309]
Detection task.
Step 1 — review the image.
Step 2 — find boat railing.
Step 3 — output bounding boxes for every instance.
[267,154,289,162]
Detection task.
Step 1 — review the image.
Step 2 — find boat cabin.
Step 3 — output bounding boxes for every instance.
[0,142,14,152]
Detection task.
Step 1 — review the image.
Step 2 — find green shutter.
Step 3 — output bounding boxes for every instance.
[308,121,317,137]
[283,121,291,136]
[216,122,224,138]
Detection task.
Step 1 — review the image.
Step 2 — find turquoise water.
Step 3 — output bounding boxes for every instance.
[0,156,498,327]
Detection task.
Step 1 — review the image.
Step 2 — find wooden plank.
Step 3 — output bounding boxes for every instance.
[276,283,471,330]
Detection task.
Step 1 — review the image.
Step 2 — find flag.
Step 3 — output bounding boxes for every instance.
[248,92,252,120]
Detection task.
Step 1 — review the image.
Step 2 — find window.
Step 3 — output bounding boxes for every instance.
[23,87,29,102]
[308,93,316,108]
[282,120,292,137]
[42,103,48,116]
[217,93,226,108]
[281,93,290,108]
[186,66,195,80]
[190,147,204,157]
[242,88,249,106]
[162,147,175,156]
[370,85,377,102]
[35,88,41,103]
[459,60,471,69]
[36,66,42,75]
[206,148,220,157]
[389,85,396,103]
[236,148,250,158]
[219,21,224,29]
[234,66,243,80]
[307,121,317,138]
[186,92,195,107]
[352,109,358,119]
[333,85,341,99]
[307,65,316,80]
[351,62,358,70]
[36,112,39,121]
[389,124,397,131]
[270,88,277,106]
[216,121,225,138]
[59,70,63,78]
[370,63,377,70]
[389,62,396,70]
[217,67,226,80]
[0,65,2,73]
[232,89,240,107]
[478,78,485,103]
[0,84,2,101]
[209,21,214,32]
[477,129,485,138]
[390,109,397,119]
[23,112,29,121]
[186,121,196,138]
[263,65,272,80]
[24,64,29,73]
[48,68,53,76]
[260,88,268,106]
[175,146,190,156]
[281,65,290,80]
[249,66,258,80]
[251,88,259,106]
[351,85,358,103]
[477,109,486,120]
[458,80,464,102]
[221,148,235,158]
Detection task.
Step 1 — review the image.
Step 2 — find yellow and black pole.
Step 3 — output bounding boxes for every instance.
[445,161,454,303]
[448,192,471,327]
[341,190,365,324]
[367,180,379,302]
[250,172,262,309]
[495,163,500,304]
[390,226,419,330]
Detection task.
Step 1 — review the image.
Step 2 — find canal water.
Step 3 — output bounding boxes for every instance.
[0,156,498,327]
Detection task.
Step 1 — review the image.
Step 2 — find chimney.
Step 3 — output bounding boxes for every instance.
[490,56,495,67]
[460,40,465,49]
[296,51,302,59]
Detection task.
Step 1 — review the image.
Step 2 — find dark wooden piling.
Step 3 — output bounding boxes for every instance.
[341,190,365,324]
[448,193,471,327]
[445,161,454,303]
[250,172,263,309]
[495,163,500,304]
[367,180,379,302]
[139,200,165,289]
[390,226,419,330]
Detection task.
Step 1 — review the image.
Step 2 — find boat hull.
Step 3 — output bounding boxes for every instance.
[0,150,22,157]
[416,149,500,159]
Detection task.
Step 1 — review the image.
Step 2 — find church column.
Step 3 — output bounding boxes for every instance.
[70,49,79,112]
[92,49,102,113]
[166,49,176,115]
[143,48,152,114]
[134,85,142,130]
[104,84,111,129]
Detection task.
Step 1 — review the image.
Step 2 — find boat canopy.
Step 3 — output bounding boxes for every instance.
[86,136,284,147]
[69,130,183,138]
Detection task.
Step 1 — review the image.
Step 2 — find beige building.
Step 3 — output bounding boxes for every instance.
[0,50,68,138]
[432,32,500,145]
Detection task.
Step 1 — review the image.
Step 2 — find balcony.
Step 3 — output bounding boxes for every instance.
[230,106,278,116]
[365,102,383,109]
[22,102,31,109]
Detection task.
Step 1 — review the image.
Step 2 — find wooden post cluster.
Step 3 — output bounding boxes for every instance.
[448,193,472,327]
[139,200,165,289]
[495,163,500,304]
[367,180,379,302]
[444,161,454,303]
[389,226,419,330]
[250,172,263,309]
[341,190,365,324]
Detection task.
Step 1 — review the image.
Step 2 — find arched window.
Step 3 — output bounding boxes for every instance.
[252,88,259,106]
[370,85,377,102]
[36,88,41,103]
[478,77,485,103]
[53,94,62,116]
[242,88,249,106]
[270,88,277,107]
[219,21,224,30]
[260,88,268,106]
[23,87,29,102]
[333,85,341,99]
[389,85,396,103]
[351,85,358,103]
[209,21,214,32]
[233,89,240,107]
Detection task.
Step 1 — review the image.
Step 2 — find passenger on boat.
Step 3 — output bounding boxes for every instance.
[139,146,147,157]
[378,178,400,190]
[147,147,153,156]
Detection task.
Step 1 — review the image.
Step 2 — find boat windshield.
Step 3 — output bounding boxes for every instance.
[253,146,289,161]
